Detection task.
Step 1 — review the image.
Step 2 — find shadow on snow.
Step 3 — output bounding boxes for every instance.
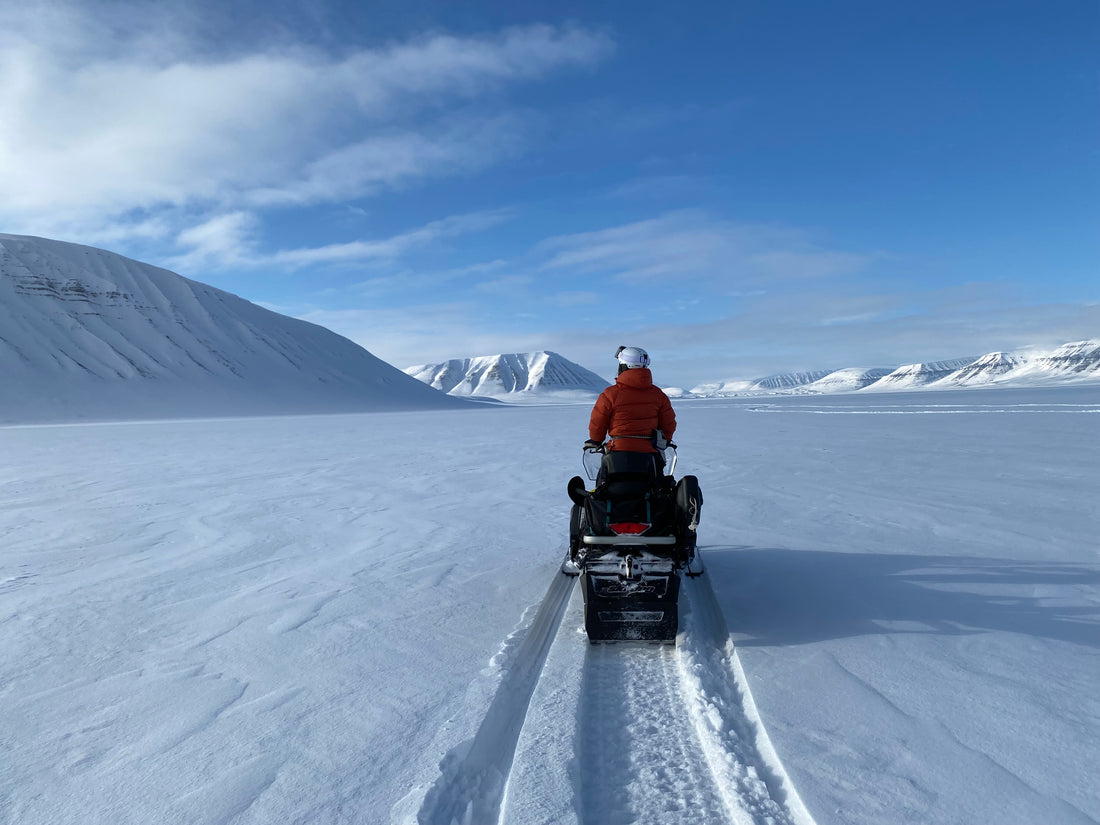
[704,545,1100,649]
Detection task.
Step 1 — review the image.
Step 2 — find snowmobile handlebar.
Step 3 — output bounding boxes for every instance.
[581,443,679,480]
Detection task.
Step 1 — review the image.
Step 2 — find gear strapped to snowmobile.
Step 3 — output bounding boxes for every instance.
[563,436,703,643]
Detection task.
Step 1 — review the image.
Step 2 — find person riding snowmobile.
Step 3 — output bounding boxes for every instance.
[586,345,676,455]
[567,346,702,638]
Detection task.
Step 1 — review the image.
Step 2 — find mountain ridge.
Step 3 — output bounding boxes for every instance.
[0,233,463,423]
[688,341,1100,397]
[404,351,610,402]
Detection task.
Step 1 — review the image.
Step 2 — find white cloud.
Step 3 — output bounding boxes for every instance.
[167,208,512,274]
[0,12,611,239]
[246,115,529,207]
[537,211,876,287]
[336,24,612,106]
[171,211,260,271]
[298,304,557,369]
[473,274,536,294]
[551,291,602,307]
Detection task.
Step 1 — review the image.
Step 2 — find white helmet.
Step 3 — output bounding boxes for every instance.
[615,345,650,369]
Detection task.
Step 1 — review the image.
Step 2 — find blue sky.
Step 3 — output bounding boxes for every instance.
[1,0,1097,388]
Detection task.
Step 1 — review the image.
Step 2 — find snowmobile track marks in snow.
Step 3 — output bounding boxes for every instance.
[674,575,817,825]
[579,644,732,823]
[416,570,576,825]
[415,566,816,825]
[573,575,815,825]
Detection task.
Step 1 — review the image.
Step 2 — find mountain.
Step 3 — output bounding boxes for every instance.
[752,370,834,391]
[863,358,976,391]
[686,341,1100,398]
[806,367,894,392]
[935,351,1026,386]
[688,379,757,397]
[1024,339,1100,377]
[404,351,610,402]
[0,234,460,423]
[690,371,830,397]
[927,342,1100,389]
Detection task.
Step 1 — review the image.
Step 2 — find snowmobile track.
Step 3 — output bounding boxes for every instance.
[575,575,814,825]
[579,643,733,823]
[416,570,576,825]
[415,562,815,825]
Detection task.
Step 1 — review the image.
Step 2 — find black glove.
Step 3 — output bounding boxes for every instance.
[584,439,604,452]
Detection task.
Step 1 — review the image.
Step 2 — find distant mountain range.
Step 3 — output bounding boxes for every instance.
[404,352,610,402]
[2,234,1096,424]
[406,342,1100,403]
[0,234,461,423]
[688,342,1100,397]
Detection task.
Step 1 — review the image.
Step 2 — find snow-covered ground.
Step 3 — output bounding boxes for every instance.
[2,387,1098,825]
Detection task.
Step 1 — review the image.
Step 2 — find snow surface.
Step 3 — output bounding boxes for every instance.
[2,387,1098,825]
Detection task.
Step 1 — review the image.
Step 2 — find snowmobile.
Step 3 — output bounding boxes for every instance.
[563,437,703,643]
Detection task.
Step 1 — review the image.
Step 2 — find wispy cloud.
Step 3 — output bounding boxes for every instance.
[245,115,529,208]
[173,212,260,270]
[551,291,602,307]
[537,211,877,287]
[267,210,514,269]
[298,303,558,369]
[168,209,513,273]
[0,10,611,244]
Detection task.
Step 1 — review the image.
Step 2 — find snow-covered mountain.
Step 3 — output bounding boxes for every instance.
[935,351,1026,387]
[752,370,833,391]
[1020,339,1100,377]
[688,379,757,397]
[690,371,831,397]
[0,234,460,423]
[923,342,1100,388]
[689,342,1100,397]
[863,358,976,391]
[404,351,610,402]
[805,367,894,393]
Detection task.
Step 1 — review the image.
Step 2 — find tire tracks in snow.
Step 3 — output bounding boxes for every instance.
[412,562,815,825]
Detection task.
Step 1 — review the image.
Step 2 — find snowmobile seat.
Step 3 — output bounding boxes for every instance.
[596,451,661,501]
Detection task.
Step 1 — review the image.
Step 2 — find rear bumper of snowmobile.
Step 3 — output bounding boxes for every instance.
[579,550,680,643]
[581,534,677,546]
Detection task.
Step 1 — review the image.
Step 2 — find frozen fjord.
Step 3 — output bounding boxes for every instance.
[1,386,1098,825]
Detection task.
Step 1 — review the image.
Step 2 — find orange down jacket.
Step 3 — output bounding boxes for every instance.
[588,367,676,453]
